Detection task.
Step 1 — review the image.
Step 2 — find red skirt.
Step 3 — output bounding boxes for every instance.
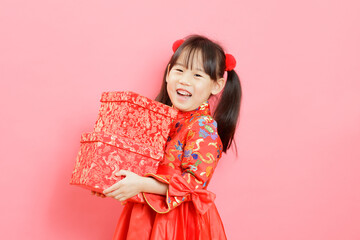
[112,201,227,240]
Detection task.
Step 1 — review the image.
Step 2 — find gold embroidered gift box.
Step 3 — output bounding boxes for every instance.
[70,91,178,201]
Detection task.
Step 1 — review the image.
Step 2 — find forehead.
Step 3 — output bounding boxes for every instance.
[176,48,204,70]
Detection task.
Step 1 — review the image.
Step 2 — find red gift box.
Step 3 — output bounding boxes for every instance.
[94,91,178,150]
[70,91,178,202]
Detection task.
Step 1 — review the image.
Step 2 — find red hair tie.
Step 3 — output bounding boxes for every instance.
[172,39,185,52]
[225,54,236,71]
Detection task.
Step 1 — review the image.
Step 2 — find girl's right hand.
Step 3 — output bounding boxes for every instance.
[91,190,106,198]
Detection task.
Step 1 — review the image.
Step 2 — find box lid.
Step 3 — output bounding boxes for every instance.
[100,91,178,119]
[80,131,164,160]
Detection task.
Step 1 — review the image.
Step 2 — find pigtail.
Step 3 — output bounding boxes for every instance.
[213,69,242,153]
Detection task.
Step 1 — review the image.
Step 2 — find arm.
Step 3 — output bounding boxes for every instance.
[142,116,223,214]
[103,170,168,201]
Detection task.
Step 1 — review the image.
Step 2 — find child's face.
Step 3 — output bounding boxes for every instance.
[166,49,224,112]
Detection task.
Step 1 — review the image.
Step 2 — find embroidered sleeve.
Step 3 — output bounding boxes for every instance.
[142,116,223,215]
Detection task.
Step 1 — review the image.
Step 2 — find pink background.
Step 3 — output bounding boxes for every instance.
[1,0,359,239]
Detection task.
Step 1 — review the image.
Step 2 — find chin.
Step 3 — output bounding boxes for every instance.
[172,103,189,112]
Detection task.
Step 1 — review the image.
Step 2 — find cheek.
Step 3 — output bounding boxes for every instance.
[165,69,174,83]
[166,74,177,87]
[166,82,173,96]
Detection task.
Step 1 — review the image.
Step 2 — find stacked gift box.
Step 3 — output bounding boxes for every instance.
[70,91,178,202]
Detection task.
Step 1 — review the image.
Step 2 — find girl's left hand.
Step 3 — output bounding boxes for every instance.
[103,170,144,202]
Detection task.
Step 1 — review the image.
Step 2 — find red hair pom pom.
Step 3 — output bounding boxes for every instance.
[225,54,236,71]
[172,39,185,52]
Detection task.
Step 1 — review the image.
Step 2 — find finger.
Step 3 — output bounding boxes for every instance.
[120,196,128,201]
[106,187,125,198]
[119,194,131,202]
[103,180,124,194]
[92,191,102,196]
[115,194,122,200]
[96,192,105,197]
[115,169,128,177]
[107,190,123,200]
[118,197,125,202]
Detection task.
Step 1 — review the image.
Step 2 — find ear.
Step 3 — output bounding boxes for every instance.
[165,64,170,83]
[211,77,225,95]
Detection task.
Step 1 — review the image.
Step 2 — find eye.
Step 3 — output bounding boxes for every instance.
[194,74,203,78]
[175,68,183,72]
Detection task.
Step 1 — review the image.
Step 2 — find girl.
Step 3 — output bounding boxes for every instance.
[95,35,242,239]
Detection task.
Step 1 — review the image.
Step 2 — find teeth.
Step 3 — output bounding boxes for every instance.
[177,90,191,96]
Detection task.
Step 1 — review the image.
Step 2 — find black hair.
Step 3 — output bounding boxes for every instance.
[156,35,242,153]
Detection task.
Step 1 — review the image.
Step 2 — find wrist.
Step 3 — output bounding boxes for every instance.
[139,176,148,193]
[139,176,168,195]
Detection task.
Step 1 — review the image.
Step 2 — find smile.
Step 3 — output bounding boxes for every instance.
[176,89,192,97]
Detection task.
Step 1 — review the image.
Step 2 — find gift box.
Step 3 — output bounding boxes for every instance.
[94,91,178,150]
[70,131,162,202]
[70,91,178,202]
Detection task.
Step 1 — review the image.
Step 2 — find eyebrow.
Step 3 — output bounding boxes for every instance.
[174,63,204,72]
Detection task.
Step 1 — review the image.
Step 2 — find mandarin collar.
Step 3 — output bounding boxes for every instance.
[175,101,211,120]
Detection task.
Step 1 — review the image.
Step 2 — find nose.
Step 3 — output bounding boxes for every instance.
[178,72,192,85]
